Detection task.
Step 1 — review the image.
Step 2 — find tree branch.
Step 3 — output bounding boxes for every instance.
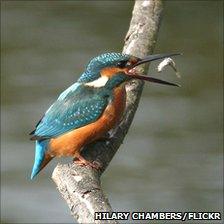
[52,0,163,223]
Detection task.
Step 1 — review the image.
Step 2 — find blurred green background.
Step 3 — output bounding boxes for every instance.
[1,1,223,223]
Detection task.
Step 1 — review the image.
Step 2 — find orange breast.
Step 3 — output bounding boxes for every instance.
[48,85,126,157]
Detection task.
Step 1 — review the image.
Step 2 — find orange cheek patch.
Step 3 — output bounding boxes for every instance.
[101,67,128,78]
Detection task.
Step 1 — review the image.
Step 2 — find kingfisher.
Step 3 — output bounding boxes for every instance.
[30,52,179,179]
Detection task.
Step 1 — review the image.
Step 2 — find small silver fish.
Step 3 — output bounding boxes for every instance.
[157,57,181,78]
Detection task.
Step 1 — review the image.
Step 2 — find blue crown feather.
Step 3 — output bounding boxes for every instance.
[78,52,130,83]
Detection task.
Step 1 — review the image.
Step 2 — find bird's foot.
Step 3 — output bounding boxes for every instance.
[73,154,101,170]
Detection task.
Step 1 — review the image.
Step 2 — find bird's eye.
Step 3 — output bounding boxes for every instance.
[117,60,131,68]
[126,61,132,67]
[117,60,127,68]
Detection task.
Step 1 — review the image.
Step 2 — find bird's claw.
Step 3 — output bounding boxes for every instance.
[73,155,102,170]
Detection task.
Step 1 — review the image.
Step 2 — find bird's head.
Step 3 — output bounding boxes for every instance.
[78,52,180,89]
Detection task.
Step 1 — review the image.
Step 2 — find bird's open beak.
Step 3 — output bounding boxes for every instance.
[127,53,181,87]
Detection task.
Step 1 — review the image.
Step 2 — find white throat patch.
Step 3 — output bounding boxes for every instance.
[85,76,109,88]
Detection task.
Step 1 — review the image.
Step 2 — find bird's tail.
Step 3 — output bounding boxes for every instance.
[31,140,53,179]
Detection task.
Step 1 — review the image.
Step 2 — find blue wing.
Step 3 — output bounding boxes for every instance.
[30,83,109,140]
